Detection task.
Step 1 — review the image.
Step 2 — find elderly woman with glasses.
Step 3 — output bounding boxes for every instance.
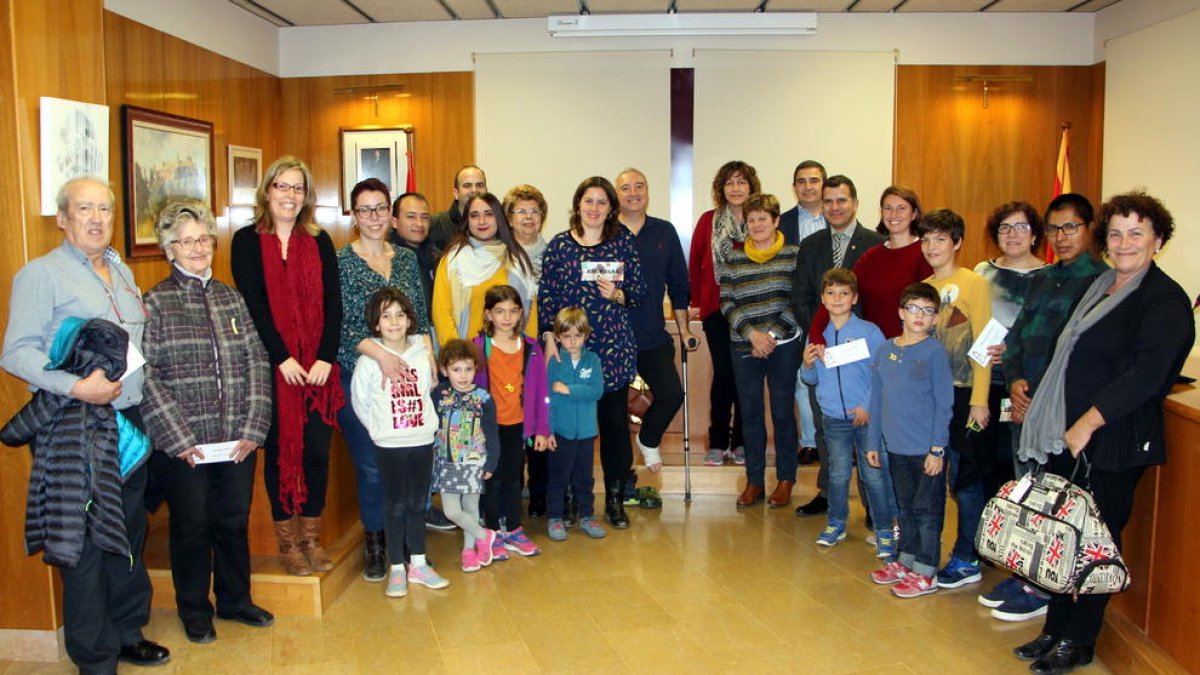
[336,177,431,583]
[503,184,549,282]
[231,156,344,577]
[141,199,274,643]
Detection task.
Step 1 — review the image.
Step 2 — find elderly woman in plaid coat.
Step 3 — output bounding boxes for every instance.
[140,199,274,644]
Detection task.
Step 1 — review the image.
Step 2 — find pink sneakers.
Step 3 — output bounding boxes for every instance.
[461,548,481,573]
[491,535,509,562]
[892,572,938,599]
[870,561,912,585]
[475,529,496,567]
[502,527,541,556]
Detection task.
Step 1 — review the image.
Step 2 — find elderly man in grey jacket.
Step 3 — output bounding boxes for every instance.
[1,177,169,673]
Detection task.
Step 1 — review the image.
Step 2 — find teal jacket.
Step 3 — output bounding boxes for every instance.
[547,349,604,440]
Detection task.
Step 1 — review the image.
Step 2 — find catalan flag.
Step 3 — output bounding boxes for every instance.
[1047,128,1072,262]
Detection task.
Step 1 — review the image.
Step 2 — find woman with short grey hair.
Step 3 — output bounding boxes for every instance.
[141,199,275,644]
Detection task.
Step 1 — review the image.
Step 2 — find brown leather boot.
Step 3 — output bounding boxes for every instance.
[273,517,313,577]
[298,516,335,572]
[767,480,795,508]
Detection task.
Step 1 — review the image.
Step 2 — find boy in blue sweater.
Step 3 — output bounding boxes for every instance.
[800,269,894,554]
[867,282,954,599]
[546,307,606,541]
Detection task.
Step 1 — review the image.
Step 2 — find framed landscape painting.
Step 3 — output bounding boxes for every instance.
[123,106,213,258]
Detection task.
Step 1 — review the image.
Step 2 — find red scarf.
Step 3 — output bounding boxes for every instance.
[259,229,344,515]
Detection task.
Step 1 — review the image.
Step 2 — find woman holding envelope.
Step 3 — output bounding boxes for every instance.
[716,193,802,508]
[141,199,274,644]
[538,176,645,528]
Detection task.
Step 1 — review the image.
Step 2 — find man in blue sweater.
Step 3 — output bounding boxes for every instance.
[617,168,698,503]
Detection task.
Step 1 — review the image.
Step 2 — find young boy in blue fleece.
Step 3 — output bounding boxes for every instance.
[545,307,606,541]
[800,269,894,554]
[867,282,954,599]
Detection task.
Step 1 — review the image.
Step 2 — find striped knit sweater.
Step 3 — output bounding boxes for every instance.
[718,244,801,354]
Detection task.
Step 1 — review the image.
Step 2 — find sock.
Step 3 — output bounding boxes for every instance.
[410,554,427,568]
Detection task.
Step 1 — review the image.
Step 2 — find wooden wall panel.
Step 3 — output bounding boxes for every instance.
[103,11,282,290]
[0,0,109,634]
[894,64,1105,269]
[279,72,475,249]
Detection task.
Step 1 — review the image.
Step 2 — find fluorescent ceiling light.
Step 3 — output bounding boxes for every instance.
[548,13,818,38]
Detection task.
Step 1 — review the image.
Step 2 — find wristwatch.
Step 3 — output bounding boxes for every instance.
[928,447,945,458]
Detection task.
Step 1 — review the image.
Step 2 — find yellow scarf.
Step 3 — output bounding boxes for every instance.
[744,231,784,263]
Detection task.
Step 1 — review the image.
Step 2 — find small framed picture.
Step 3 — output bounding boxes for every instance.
[228,145,262,207]
[339,126,412,212]
[122,106,214,258]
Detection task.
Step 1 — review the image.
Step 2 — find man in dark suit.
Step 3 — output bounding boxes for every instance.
[780,160,828,469]
[791,175,884,516]
[779,159,827,246]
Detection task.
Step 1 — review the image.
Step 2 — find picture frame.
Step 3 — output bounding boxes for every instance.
[339,126,412,212]
[39,97,110,216]
[122,105,214,258]
[227,145,262,207]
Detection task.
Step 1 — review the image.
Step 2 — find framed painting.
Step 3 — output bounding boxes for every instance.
[39,97,110,216]
[339,126,412,212]
[228,145,262,207]
[122,106,214,258]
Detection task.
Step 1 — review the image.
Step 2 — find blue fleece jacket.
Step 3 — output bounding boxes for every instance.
[867,336,954,456]
[800,314,885,420]
[547,349,604,440]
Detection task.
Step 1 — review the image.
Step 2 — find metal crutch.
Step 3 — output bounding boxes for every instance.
[680,334,697,503]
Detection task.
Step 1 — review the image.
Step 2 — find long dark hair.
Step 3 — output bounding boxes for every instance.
[446,192,533,277]
[568,176,622,241]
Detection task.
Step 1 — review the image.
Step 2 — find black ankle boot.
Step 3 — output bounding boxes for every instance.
[1030,638,1093,675]
[605,480,630,529]
[363,530,386,582]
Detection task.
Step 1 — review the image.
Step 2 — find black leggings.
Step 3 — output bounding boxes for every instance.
[597,388,633,484]
[483,424,526,531]
[263,409,333,521]
[701,312,743,450]
[375,444,434,564]
[636,341,684,448]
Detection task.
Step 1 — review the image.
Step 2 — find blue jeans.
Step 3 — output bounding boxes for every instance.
[823,416,897,528]
[794,378,817,448]
[730,340,800,486]
[947,445,987,563]
[337,369,384,533]
[888,452,946,578]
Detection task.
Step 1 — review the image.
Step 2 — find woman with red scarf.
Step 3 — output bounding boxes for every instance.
[232,156,344,576]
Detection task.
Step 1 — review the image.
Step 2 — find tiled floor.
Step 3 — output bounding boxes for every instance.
[1,471,1112,674]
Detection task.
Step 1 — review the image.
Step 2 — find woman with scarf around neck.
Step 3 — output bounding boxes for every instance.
[688,160,761,468]
[231,156,344,577]
[336,178,431,583]
[1012,191,1193,675]
[142,200,274,642]
[717,194,802,508]
[432,192,537,345]
[538,176,645,529]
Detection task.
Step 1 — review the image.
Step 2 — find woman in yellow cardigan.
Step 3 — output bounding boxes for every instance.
[432,192,537,344]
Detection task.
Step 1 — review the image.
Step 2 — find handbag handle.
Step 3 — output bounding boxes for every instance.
[1068,453,1092,490]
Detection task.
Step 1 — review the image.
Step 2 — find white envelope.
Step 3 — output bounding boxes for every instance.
[822,338,870,368]
[192,440,240,464]
[968,318,1008,368]
[121,340,145,381]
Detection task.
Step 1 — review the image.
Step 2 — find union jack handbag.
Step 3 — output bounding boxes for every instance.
[975,458,1131,595]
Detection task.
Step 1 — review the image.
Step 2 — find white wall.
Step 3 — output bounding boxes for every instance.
[278,13,1096,78]
[1094,0,1200,62]
[1102,8,1200,332]
[474,51,672,240]
[104,0,279,74]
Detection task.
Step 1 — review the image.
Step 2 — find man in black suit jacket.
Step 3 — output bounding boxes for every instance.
[779,159,827,246]
[790,175,884,516]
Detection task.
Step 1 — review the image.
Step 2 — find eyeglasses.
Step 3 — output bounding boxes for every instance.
[903,304,937,317]
[1046,222,1084,236]
[171,235,216,252]
[354,204,391,217]
[271,181,308,194]
[513,209,542,218]
[997,222,1032,234]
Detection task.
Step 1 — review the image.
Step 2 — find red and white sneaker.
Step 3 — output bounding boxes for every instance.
[870,561,912,585]
[475,529,497,567]
[892,572,938,599]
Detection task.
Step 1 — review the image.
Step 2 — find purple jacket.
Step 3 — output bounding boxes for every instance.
[472,335,550,439]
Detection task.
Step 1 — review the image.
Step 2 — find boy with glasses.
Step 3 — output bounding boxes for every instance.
[867,282,953,597]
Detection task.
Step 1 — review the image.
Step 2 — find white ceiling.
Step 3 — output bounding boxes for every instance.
[229,0,1122,26]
